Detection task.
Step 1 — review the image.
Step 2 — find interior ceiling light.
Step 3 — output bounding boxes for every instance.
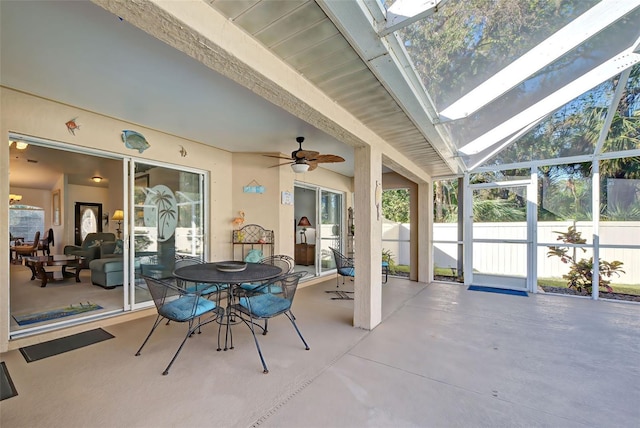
[14,141,28,150]
[91,176,103,183]
[9,194,23,204]
[291,163,310,173]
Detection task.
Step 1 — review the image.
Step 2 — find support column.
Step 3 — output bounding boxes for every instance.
[417,182,430,283]
[354,145,382,330]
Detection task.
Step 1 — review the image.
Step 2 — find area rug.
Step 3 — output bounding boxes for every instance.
[19,328,114,363]
[468,285,528,296]
[1,361,18,400]
[12,302,103,326]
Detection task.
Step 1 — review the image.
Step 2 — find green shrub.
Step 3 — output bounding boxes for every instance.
[547,226,624,294]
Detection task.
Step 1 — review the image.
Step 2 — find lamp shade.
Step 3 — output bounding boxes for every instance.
[112,209,124,221]
[297,216,312,227]
[291,163,309,173]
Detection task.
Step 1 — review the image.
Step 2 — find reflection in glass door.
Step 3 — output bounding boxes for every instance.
[319,190,343,273]
[469,181,531,290]
[130,162,205,306]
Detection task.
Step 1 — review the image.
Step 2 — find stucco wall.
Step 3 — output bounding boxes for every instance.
[1,87,234,351]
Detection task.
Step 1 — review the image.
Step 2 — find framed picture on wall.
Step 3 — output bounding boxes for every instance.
[52,189,61,226]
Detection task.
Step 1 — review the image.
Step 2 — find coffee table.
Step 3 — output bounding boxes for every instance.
[24,255,84,287]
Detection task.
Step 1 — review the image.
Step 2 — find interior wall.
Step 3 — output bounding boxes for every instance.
[1,87,233,352]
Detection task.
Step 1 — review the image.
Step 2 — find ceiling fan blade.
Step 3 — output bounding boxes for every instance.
[314,154,345,163]
[295,150,320,160]
[263,154,293,161]
[268,161,293,168]
[307,161,318,171]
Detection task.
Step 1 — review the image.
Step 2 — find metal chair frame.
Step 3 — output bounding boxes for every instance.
[230,272,309,373]
[135,276,224,375]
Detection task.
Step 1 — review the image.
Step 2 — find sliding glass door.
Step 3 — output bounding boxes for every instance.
[319,190,342,273]
[130,162,205,306]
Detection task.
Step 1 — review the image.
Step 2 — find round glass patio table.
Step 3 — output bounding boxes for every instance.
[173,261,284,350]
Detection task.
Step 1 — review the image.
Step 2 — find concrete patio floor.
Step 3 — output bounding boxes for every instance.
[1,278,638,427]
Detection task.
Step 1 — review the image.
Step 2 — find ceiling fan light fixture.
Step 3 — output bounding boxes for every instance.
[291,163,310,173]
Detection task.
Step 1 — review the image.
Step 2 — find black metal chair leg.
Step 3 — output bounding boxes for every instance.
[285,312,310,350]
[247,314,269,374]
[135,315,163,356]
[163,324,200,375]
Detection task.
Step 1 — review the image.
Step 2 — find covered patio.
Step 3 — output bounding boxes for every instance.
[1,277,638,427]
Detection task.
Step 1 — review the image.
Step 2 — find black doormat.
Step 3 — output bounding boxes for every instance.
[1,361,18,400]
[19,328,114,363]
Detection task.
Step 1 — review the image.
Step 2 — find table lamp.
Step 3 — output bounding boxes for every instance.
[112,209,124,238]
[297,216,312,244]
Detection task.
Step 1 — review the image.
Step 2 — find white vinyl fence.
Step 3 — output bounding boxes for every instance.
[384,221,639,284]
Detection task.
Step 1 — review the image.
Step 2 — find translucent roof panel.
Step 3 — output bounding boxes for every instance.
[480,79,616,168]
[391,0,640,172]
[397,0,597,112]
[602,63,640,153]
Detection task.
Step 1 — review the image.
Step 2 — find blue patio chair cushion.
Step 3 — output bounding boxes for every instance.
[338,267,355,277]
[159,296,216,321]
[185,283,228,295]
[382,261,389,268]
[239,293,291,318]
[240,283,282,294]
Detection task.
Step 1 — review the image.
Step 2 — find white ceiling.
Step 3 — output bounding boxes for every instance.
[1,0,356,187]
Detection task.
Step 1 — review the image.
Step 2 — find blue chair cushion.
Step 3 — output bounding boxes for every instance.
[338,267,355,277]
[382,261,389,268]
[240,283,282,294]
[159,296,215,321]
[185,283,228,295]
[244,249,263,263]
[239,293,291,318]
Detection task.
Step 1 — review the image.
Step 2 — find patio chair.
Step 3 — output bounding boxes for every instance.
[329,247,355,300]
[135,276,224,375]
[230,272,309,373]
[174,255,228,305]
[329,247,388,300]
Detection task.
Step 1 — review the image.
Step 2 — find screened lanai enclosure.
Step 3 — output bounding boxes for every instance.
[392,0,640,299]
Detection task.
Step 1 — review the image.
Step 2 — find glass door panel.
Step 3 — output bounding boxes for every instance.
[319,190,342,273]
[131,162,204,306]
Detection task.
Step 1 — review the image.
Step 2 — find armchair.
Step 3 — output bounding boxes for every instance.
[64,232,116,273]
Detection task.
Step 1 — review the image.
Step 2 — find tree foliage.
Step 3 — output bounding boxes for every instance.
[382,189,410,223]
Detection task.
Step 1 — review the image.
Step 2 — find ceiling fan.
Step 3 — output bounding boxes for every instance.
[265,137,345,173]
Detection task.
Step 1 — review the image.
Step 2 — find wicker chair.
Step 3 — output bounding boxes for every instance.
[230,272,309,373]
[135,276,224,375]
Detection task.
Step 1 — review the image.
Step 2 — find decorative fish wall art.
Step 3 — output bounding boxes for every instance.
[121,130,150,153]
[65,118,80,135]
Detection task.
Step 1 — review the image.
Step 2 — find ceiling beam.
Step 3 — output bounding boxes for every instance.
[379,0,449,37]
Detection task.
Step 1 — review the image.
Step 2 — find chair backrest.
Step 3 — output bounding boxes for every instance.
[330,247,353,270]
[81,232,116,249]
[259,254,295,275]
[174,255,204,269]
[143,276,183,313]
[27,231,41,250]
[264,272,305,303]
